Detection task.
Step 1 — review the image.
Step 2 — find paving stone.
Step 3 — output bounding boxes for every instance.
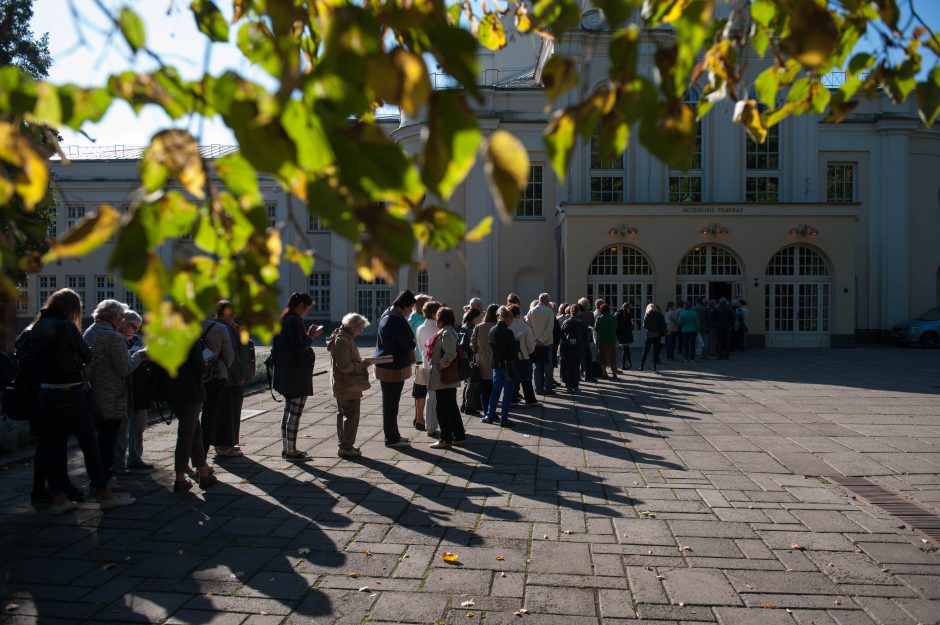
[282,588,377,625]
[524,586,597,616]
[529,541,593,575]
[714,607,797,625]
[97,591,191,623]
[367,591,448,622]
[423,568,492,594]
[662,569,742,606]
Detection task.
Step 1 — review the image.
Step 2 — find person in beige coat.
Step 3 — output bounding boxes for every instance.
[328,313,372,459]
[427,307,467,450]
[470,304,498,418]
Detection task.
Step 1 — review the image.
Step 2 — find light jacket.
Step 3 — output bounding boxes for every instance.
[202,319,235,381]
[471,321,496,380]
[327,325,368,400]
[428,326,460,391]
[525,304,554,346]
[83,320,145,420]
[510,318,535,359]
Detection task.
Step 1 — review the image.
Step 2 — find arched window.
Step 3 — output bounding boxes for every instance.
[675,244,744,305]
[764,245,832,347]
[586,245,653,330]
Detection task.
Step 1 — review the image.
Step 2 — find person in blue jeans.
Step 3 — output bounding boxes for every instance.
[483,306,519,427]
[676,300,700,362]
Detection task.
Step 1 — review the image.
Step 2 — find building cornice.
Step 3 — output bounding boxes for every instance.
[559,202,861,218]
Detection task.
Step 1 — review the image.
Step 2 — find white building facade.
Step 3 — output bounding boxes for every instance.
[19,16,940,348]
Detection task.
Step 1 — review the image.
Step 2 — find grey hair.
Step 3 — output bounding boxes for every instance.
[92,299,127,322]
[342,312,369,330]
[539,293,550,304]
[122,309,143,326]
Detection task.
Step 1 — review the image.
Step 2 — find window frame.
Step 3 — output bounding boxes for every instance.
[826,162,856,203]
[667,90,704,203]
[589,133,625,203]
[744,119,781,203]
[514,164,544,219]
[307,272,331,316]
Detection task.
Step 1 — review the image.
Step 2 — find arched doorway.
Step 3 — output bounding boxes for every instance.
[675,244,744,305]
[586,245,653,331]
[764,245,831,347]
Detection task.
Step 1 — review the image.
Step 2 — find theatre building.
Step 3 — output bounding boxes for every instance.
[16,12,940,348]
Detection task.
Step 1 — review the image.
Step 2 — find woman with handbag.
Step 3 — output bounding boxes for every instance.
[482,306,519,427]
[327,313,372,459]
[31,289,134,513]
[273,292,323,461]
[471,304,497,419]
[560,304,589,394]
[615,302,634,370]
[427,307,467,448]
[459,307,482,416]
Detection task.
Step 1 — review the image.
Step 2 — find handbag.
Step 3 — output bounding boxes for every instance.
[348,369,371,393]
[441,360,460,385]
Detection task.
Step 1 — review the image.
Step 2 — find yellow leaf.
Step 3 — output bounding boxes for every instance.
[662,0,693,23]
[43,204,121,263]
[495,555,505,561]
[441,551,459,563]
[143,129,206,199]
[464,216,493,242]
[364,549,373,557]
[0,121,48,210]
[733,99,767,144]
[484,130,530,223]
[393,49,431,117]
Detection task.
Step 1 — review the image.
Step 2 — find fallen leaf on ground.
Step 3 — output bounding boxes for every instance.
[441,551,459,563]
[364,549,373,557]
[358,586,370,592]
[500,572,507,578]
[678,602,685,607]
[789,543,805,551]
[543,534,549,539]
[514,607,529,616]
[496,556,505,561]
[639,511,656,518]
[348,572,358,578]
[764,603,774,609]
[563,530,572,534]
[466,612,476,618]
[656,575,665,580]
[460,600,475,607]
[679,546,693,552]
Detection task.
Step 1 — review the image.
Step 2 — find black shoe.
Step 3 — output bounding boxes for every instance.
[65,485,85,502]
[413,419,426,432]
[30,490,52,504]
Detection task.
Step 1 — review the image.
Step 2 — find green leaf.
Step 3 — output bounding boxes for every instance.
[31,82,61,126]
[750,0,776,27]
[531,0,582,35]
[0,121,48,210]
[422,90,481,200]
[194,213,226,254]
[141,192,200,243]
[544,109,577,180]
[915,69,940,127]
[465,216,493,242]
[592,0,642,27]
[237,21,280,77]
[306,176,360,241]
[142,130,206,199]
[58,86,113,130]
[285,244,315,275]
[118,7,146,53]
[191,0,230,43]
[542,55,578,106]
[751,27,770,58]
[754,66,780,108]
[609,25,639,82]
[782,1,838,68]
[214,152,261,205]
[281,99,334,174]
[144,303,202,376]
[416,207,466,250]
[43,204,121,263]
[484,130,530,222]
[330,122,423,203]
[478,12,507,50]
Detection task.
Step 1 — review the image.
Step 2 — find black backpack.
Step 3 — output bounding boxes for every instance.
[0,329,40,421]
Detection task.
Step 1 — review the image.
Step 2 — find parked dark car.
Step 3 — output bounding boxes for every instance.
[891,307,940,348]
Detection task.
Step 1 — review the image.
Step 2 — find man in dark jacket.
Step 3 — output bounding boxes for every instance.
[693,299,710,360]
[559,305,589,393]
[714,297,735,360]
[639,304,667,371]
[615,302,634,370]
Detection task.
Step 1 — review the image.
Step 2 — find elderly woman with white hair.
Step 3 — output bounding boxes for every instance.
[83,299,148,488]
[113,309,153,473]
[327,313,373,459]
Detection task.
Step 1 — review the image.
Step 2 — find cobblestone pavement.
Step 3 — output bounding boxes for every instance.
[2,347,939,625]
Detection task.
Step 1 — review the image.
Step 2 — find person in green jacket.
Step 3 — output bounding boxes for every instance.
[593,303,620,380]
[676,300,700,362]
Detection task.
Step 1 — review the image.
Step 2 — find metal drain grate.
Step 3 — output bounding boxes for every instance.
[832,477,940,544]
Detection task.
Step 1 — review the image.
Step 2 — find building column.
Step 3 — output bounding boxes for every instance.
[330,234,350,325]
[877,131,909,328]
[464,120,501,303]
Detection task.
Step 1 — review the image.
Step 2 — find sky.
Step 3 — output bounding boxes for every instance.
[29,0,940,150]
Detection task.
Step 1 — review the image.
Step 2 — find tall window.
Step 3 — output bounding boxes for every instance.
[590,133,624,203]
[308,214,327,232]
[307,272,331,315]
[48,212,57,240]
[826,163,855,203]
[67,275,86,308]
[125,288,144,313]
[95,275,115,303]
[745,125,780,202]
[266,203,277,228]
[356,276,392,328]
[38,275,56,306]
[416,268,429,294]
[668,91,704,202]
[515,165,544,218]
[66,204,86,230]
[16,280,28,312]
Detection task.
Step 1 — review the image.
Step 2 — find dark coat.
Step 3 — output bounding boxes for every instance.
[374,306,417,373]
[715,303,735,329]
[30,311,92,385]
[128,334,153,410]
[166,342,206,406]
[643,309,668,338]
[560,315,589,353]
[273,313,314,398]
[488,321,520,370]
[615,310,634,344]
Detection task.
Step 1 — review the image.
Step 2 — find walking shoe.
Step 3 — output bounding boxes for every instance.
[524,402,543,408]
[498,420,515,428]
[481,417,495,424]
[173,479,193,492]
[50,500,79,515]
[100,493,136,509]
[452,439,466,447]
[337,448,362,458]
[385,438,410,448]
[127,461,155,470]
[282,451,312,461]
[426,430,440,438]
[429,440,452,450]
[199,474,219,489]
[413,419,426,431]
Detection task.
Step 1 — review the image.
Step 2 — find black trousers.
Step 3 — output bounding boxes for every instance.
[478,379,493,414]
[380,380,405,444]
[639,337,662,369]
[201,378,227,453]
[435,388,466,444]
[717,328,732,359]
[620,344,632,368]
[96,419,122,483]
[39,386,109,495]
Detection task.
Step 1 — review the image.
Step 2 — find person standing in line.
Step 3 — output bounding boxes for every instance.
[427,307,467,449]
[638,303,667,372]
[559,304,588,393]
[415,300,442,437]
[31,289,135,512]
[471,304,498,418]
[550,302,562,390]
[593,303,619,379]
[113,310,153,474]
[693,298,710,360]
[408,293,430,430]
[168,340,219,492]
[509,304,540,407]
[459,307,483,415]
[482,306,519,427]
[715,297,734,360]
[677,300,700,362]
[615,301,634,371]
[734,299,749,350]
[467,297,484,313]
[706,300,719,358]
[577,297,598,382]
[83,299,148,489]
[525,293,555,397]
[199,311,236,458]
[213,300,247,458]
[664,301,679,361]
[374,290,418,448]
[506,293,521,307]
[327,313,372,459]
[273,292,322,461]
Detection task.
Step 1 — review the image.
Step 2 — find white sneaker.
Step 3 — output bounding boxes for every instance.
[385,438,410,448]
[50,500,79,515]
[429,440,452,450]
[100,493,136,509]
